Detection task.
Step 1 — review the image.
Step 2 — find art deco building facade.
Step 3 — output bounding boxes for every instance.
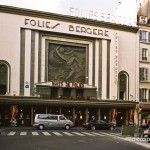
[137,0,150,125]
[0,5,139,127]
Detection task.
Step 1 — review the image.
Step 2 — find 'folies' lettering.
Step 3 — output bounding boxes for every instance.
[25,18,60,29]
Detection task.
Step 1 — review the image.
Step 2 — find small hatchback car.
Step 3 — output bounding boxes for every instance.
[33,114,74,130]
[83,120,115,130]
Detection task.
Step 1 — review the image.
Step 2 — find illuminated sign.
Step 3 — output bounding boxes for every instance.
[69,7,136,26]
[37,81,84,88]
[114,32,118,83]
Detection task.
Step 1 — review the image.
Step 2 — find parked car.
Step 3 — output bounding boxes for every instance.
[83,120,115,130]
[140,123,150,129]
[143,127,150,143]
[33,114,74,130]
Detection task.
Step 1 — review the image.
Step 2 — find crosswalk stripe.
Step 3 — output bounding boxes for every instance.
[99,132,116,136]
[32,132,39,136]
[42,132,51,136]
[5,131,121,137]
[52,132,63,136]
[20,132,27,135]
[81,132,96,136]
[106,132,122,136]
[8,132,16,136]
[63,132,74,136]
[72,132,85,136]
[91,132,106,136]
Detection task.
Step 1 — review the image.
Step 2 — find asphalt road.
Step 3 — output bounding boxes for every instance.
[0,129,149,150]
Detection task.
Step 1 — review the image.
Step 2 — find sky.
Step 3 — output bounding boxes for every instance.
[0,0,145,25]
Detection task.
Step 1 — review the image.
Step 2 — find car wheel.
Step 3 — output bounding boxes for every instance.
[110,126,115,130]
[39,124,44,130]
[91,126,96,130]
[65,125,70,130]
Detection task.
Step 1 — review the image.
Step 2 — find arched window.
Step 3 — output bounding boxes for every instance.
[118,71,129,100]
[0,61,10,95]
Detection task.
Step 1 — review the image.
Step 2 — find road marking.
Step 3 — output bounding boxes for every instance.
[72,132,85,136]
[5,131,122,138]
[20,132,27,135]
[91,132,106,136]
[7,132,16,136]
[107,132,122,136]
[52,132,63,136]
[32,132,39,136]
[42,132,51,136]
[99,132,116,136]
[81,132,96,136]
[63,132,74,136]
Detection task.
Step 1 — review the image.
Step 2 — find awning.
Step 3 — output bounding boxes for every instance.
[0,95,137,108]
[140,103,150,110]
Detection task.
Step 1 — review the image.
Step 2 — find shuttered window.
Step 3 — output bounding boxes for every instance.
[139,68,148,81]
[148,32,150,42]
[142,48,148,61]
[140,30,147,42]
[139,88,148,102]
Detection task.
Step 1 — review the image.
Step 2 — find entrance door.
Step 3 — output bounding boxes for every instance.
[116,110,125,127]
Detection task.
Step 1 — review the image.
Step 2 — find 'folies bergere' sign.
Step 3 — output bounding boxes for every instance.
[24,18,109,38]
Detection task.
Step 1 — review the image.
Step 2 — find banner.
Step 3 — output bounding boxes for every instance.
[111,108,117,126]
[129,109,134,125]
[10,105,18,126]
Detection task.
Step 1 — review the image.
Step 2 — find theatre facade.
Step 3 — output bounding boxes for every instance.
[0,5,139,127]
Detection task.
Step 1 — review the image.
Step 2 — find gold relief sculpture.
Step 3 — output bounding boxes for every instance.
[48,44,86,83]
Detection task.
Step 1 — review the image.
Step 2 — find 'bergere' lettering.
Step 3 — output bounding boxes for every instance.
[69,25,109,37]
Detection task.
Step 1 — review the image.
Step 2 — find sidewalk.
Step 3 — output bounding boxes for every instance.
[118,136,150,148]
[0,126,122,130]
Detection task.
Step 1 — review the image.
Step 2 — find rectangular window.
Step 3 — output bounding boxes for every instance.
[142,48,148,61]
[148,32,150,42]
[140,30,147,42]
[139,68,148,81]
[148,89,150,102]
[76,89,84,99]
[49,115,58,120]
[139,88,148,102]
[63,88,71,98]
[38,115,49,119]
[51,87,58,98]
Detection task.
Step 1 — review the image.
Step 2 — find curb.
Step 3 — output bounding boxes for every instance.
[116,135,150,149]
[0,126,85,131]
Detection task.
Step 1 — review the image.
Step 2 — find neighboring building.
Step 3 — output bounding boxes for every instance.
[0,5,138,127]
[137,0,150,125]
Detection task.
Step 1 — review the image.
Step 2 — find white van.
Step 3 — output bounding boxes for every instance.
[33,114,74,130]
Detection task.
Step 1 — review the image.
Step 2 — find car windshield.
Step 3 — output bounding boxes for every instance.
[89,120,96,124]
[89,120,106,124]
[96,120,106,124]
